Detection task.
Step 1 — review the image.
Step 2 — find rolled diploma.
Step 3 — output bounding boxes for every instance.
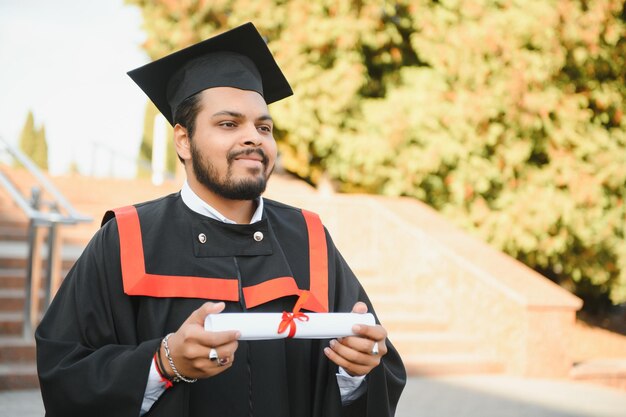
[204,313,375,340]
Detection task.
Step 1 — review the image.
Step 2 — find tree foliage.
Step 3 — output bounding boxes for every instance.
[126,0,626,308]
[18,110,48,170]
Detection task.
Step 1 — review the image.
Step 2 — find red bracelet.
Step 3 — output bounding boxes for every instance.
[153,352,174,389]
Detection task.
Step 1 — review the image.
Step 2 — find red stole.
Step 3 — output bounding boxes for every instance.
[113,206,329,312]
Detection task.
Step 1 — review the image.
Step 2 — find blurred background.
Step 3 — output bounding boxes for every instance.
[0,0,625,415]
[3,0,626,313]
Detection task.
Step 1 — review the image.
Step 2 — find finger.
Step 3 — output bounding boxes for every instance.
[324,347,370,376]
[332,337,385,365]
[324,342,378,376]
[183,341,238,369]
[206,339,239,358]
[351,323,387,344]
[198,328,241,349]
[217,355,233,367]
[351,302,368,314]
[197,354,235,377]
[206,347,236,365]
[338,335,385,356]
[170,327,239,369]
[187,340,239,373]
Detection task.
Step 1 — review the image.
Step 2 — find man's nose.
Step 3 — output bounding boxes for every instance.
[242,124,263,146]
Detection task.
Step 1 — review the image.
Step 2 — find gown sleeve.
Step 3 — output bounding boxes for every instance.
[35,219,160,417]
[319,229,407,417]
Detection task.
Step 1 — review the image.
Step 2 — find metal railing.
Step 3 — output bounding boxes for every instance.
[0,137,92,338]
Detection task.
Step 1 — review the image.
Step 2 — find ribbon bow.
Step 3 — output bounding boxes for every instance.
[278,292,310,338]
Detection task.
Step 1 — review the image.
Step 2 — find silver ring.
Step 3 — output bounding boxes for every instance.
[371,342,379,356]
[209,348,218,361]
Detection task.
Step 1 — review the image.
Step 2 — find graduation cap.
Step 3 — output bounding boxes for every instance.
[127,22,293,126]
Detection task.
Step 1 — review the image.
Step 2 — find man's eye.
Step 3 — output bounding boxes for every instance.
[220,122,236,128]
[258,125,272,133]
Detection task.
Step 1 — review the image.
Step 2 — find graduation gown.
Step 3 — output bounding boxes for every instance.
[35,193,406,417]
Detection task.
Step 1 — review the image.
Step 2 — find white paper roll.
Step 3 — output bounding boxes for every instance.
[204,312,375,340]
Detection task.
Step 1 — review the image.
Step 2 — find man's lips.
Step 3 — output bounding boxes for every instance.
[229,149,268,165]
[235,155,263,162]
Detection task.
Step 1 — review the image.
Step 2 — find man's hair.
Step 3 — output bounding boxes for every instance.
[173,91,203,163]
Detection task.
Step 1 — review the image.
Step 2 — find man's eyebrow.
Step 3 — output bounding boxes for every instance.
[212,110,244,118]
[211,110,274,123]
[211,111,273,123]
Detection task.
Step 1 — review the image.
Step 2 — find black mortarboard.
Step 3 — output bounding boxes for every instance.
[127,22,293,125]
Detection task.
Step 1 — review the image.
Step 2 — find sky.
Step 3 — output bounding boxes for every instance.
[0,0,150,177]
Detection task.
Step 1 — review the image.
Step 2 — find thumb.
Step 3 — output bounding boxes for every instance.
[351,301,368,314]
[187,301,225,325]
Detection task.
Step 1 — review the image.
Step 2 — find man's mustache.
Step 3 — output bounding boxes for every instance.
[227,149,269,166]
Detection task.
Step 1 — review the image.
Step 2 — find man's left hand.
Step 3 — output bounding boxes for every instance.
[323,302,387,376]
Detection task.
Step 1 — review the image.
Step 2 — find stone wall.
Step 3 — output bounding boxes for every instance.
[289,192,582,377]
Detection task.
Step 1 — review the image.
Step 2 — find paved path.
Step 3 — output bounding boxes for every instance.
[396,375,626,417]
[1,375,625,417]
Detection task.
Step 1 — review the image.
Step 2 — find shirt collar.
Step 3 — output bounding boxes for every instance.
[180,181,264,224]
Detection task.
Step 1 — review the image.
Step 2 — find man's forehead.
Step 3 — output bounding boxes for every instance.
[198,87,271,117]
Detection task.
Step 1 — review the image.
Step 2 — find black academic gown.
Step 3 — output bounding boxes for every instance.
[35,193,406,417]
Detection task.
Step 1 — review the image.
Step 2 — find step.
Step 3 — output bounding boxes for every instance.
[0,257,77,271]
[570,359,626,391]
[0,258,32,269]
[0,363,39,390]
[360,278,405,294]
[0,268,27,289]
[0,241,85,262]
[0,289,28,311]
[369,291,428,305]
[369,292,438,313]
[391,332,479,355]
[0,289,45,312]
[0,237,84,270]
[0,214,28,227]
[0,221,92,246]
[0,337,36,363]
[402,353,504,376]
[0,312,22,335]
[0,226,28,241]
[0,268,72,289]
[378,311,449,334]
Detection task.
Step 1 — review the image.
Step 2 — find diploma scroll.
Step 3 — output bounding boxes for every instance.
[204,313,375,340]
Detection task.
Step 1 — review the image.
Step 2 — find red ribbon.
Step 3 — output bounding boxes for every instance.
[278,292,310,338]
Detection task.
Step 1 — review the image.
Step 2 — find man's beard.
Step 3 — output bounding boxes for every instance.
[190,143,272,201]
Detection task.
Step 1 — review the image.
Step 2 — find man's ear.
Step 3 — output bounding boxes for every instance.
[174,124,191,162]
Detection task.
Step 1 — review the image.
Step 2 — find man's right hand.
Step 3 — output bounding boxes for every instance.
[160,302,240,380]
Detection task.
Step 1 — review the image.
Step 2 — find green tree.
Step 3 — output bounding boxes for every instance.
[18,111,37,162]
[332,0,626,308]
[18,110,48,170]
[34,125,48,170]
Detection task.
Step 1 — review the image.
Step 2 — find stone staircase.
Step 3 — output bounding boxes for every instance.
[0,168,179,390]
[359,274,504,376]
[0,202,87,389]
[0,206,36,390]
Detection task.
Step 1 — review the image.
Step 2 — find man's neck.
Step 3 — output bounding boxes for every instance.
[187,178,256,224]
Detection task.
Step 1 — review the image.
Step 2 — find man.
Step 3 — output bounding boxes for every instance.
[36,22,406,417]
